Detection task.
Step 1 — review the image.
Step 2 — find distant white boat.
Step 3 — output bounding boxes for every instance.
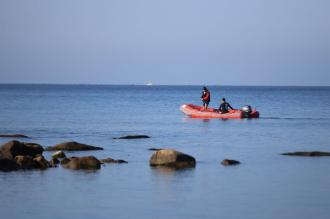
[146,82,153,86]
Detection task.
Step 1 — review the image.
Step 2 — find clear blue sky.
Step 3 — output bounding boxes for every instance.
[0,0,329,85]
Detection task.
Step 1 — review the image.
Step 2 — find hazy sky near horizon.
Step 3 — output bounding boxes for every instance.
[0,0,329,85]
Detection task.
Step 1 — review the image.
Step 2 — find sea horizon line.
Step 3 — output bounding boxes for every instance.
[0,83,329,87]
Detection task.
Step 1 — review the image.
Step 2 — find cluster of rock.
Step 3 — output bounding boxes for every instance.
[0,140,50,171]
[3,134,329,172]
[0,140,127,172]
[0,140,241,172]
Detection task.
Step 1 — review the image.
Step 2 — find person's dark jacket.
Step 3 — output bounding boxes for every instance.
[218,102,233,112]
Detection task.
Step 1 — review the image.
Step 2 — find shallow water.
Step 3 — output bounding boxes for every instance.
[1,85,330,219]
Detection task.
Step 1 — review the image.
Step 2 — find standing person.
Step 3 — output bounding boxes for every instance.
[218,98,234,114]
[201,86,211,111]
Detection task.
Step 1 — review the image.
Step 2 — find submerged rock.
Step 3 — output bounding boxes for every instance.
[114,135,150,139]
[148,148,162,151]
[149,149,196,169]
[46,141,103,151]
[0,140,44,160]
[281,151,330,156]
[0,134,29,138]
[61,156,101,170]
[52,151,66,159]
[100,157,128,164]
[221,159,240,166]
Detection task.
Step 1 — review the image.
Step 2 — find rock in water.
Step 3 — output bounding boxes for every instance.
[33,155,49,169]
[61,156,101,170]
[49,158,60,167]
[149,149,196,168]
[100,157,128,164]
[0,140,44,159]
[114,135,150,139]
[221,159,240,166]
[0,158,19,171]
[281,151,330,156]
[52,151,66,159]
[15,155,34,169]
[60,157,71,165]
[148,148,162,151]
[0,134,29,138]
[45,141,103,151]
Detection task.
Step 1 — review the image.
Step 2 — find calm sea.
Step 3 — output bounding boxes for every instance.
[1,85,330,219]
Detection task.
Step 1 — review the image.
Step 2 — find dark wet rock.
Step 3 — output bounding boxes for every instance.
[15,155,34,169]
[281,151,330,156]
[60,157,71,165]
[100,157,128,164]
[49,158,60,167]
[114,135,150,139]
[0,134,29,138]
[149,149,196,169]
[33,155,49,169]
[0,140,44,160]
[221,159,240,166]
[45,141,103,151]
[52,151,66,159]
[61,156,101,170]
[0,158,19,171]
[148,148,162,151]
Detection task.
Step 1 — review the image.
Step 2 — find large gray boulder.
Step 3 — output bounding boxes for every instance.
[149,149,196,168]
[46,141,103,151]
[0,140,44,160]
[61,156,101,170]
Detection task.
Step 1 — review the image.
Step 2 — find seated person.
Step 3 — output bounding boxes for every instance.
[218,98,234,113]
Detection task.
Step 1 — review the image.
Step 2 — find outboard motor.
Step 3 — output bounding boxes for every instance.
[241,105,252,118]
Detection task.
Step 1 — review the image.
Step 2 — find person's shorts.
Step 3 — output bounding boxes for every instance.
[203,100,210,105]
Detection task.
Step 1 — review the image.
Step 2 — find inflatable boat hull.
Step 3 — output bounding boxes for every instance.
[180,104,259,119]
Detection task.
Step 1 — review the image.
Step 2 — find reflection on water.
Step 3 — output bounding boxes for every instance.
[150,166,196,177]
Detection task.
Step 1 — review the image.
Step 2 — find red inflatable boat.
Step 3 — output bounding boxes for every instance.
[180,104,259,119]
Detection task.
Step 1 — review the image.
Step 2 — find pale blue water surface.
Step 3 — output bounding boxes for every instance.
[1,85,330,219]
